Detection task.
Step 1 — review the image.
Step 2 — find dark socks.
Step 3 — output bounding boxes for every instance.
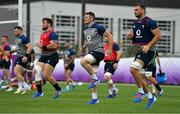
[155,84,162,91]
[53,83,61,91]
[36,81,42,93]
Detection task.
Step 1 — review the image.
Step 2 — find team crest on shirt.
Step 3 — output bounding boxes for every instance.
[142,25,145,29]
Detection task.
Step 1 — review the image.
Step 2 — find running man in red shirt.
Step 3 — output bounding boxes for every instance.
[103,36,122,98]
[32,18,62,99]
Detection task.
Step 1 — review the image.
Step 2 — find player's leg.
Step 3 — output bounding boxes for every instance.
[32,62,44,98]
[104,62,118,98]
[42,53,62,99]
[80,52,103,105]
[43,64,62,99]
[64,69,71,92]
[80,54,98,82]
[14,64,29,94]
[130,59,145,95]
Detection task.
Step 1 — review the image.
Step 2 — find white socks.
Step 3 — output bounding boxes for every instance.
[92,92,98,99]
[147,92,153,99]
[138,87,144,94]
[91,74,98,80]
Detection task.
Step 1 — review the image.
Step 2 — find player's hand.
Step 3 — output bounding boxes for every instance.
[35,42,42,48]
[64,64,68,69]
[80,47,85,53]
[113,63,118,69]
[4,56,9,62]
[126,31,133,39]
[106,49,112,57]
[141,45,150,54]
[159,68,162,74]
[22,56,28,63]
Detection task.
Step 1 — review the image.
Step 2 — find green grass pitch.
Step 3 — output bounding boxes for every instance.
[0,82,180,113]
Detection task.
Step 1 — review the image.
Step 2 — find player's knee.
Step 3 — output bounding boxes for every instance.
[130,67,137,74]
[131,61,143,74]
[80,58,88,66]
[104,72,112,81]
[34,65,42,81]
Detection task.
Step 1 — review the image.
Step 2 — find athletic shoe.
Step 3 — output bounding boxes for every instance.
[133,92,145,103]
[87,99,99,105]
[14,88,24,94]
[72,84,76,91]
[146,96,156,109]
[21,86,31,95]
[157,90,163,96]
[1,85,8,89]
[52,90,62,99]
[6,87,13,92]
[32,92,44,98]
[88,79,100,89]
[112,88,118,97]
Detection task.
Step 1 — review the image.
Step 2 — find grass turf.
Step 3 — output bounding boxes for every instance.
[0,82,180,113]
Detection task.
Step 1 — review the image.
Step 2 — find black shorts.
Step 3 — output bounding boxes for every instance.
[26,61,34,70]
[38,52,59,68]
[0,60,11,69]
[66,63,75,71]
[89,51,104,65]
[104,62,116,75]
[134,49,155,69]
[15,57,28,68]
[146,64,156,78]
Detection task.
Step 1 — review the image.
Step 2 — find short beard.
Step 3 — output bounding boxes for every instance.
[42,27,47,31]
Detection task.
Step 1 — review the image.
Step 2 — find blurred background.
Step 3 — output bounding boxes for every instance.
[0,0,180,57]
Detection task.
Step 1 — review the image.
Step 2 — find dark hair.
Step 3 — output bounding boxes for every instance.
[14,26,23,31]
[1,35,9,40]
[85,11,95,20]
[135,3,146,11]
[42,17,53,26]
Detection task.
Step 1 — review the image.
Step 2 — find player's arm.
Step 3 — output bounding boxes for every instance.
[116,50,123,62]
[25,43,33,55]
[126,30,134,39]
[103,31,113,55]
[80,39,87,53]
[47,40,58,50]
[142,20,161,54]
[147,28,161,48]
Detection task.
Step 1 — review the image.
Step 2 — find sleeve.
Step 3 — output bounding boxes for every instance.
[97,25,106,35]
[113,43,120,52]
[70,49,75,56]
[49,32,58,41]
[147,19,158,30]
[4,46,11,51]
[22,36,30,45]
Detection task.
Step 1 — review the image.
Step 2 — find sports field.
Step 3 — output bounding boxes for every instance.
[0,82,180,113]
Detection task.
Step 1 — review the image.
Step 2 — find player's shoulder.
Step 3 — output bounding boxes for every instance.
[92,23,104,29]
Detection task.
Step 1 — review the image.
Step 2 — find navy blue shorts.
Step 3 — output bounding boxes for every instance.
[104,62,116,75]
[38,52,59,68]
[134,49,155,69]
[89,51,104,65]
[15,56,28,68]
[146,64,156,78]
